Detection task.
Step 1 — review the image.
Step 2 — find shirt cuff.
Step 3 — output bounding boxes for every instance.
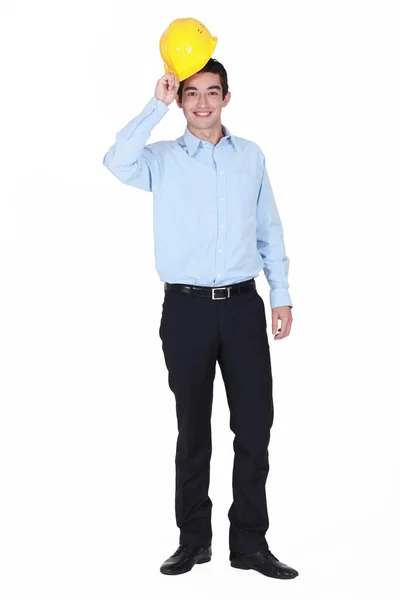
[115,96,169,141]
[270,288,293,310]
[148,96,170,117]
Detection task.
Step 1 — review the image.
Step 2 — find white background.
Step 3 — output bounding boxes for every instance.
[1,1,400,598]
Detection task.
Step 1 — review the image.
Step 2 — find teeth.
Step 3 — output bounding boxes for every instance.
[195,112,211,116]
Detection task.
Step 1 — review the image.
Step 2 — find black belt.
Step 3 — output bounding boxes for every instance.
[164,279,256,300]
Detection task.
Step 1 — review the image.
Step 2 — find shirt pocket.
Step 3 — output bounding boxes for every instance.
[228,168,260,218]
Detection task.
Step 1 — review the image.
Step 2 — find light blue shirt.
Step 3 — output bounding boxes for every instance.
[103,97,292,309]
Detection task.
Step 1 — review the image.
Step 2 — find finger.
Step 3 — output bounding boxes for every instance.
[275,318,290,339]
[271,313,279,335]
[281,318,290,336]
[273,319,286,340]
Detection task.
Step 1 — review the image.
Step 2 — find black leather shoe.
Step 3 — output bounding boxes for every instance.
[160,544,212,575]
[230,548,298,579]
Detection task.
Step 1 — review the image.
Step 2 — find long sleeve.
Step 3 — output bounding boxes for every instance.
[256,156,293,310]
[103,97,169,191]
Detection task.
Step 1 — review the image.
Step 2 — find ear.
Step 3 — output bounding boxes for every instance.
[176,97,182,109]
[222,91,231,108]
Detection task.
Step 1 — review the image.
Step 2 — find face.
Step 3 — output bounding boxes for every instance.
[176,71,231,133]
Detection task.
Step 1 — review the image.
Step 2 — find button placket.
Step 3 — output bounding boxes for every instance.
[215,160,227,280]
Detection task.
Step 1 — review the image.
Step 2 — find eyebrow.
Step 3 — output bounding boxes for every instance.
[183,85,221,92]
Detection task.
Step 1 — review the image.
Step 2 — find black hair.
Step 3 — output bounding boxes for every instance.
[177,58,229,102]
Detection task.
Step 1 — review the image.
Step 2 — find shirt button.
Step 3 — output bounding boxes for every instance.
[220,197,224,201]
[219,171,224,175]
[217,273,221,277]
[221,224,224,228]
[218,249,223,253]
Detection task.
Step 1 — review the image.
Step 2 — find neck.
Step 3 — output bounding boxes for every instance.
[187,123,225,147]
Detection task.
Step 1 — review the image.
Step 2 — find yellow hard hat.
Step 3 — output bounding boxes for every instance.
[160,18,218,82]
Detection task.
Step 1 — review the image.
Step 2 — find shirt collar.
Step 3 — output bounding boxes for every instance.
[182,124,238,157]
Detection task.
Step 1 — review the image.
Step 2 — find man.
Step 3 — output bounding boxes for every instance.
[103,58,298,579]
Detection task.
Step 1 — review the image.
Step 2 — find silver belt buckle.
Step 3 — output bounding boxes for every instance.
[212,286,231,300]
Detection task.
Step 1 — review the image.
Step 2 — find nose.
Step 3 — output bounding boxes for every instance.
[196,94,212,107]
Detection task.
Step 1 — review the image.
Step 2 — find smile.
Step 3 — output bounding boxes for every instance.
[194,112,212,117]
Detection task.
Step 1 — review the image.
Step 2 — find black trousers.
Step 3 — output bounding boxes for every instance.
[159,279,274,553]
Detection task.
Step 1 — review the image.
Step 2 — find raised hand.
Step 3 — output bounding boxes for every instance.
[155,73,180,106]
